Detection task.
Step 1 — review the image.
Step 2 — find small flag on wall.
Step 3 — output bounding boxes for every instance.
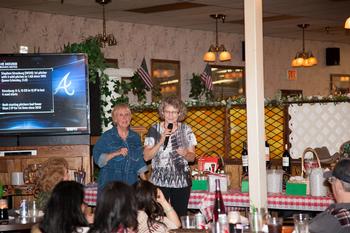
[137,58,153,89]
[200,63,213,90]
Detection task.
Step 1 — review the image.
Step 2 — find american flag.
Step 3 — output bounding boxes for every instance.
[137,58,153,89]
[200,63,213,91]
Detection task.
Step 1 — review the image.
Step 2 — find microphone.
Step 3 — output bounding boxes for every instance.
[163,123,173,150]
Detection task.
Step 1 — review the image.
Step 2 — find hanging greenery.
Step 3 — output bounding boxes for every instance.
[63,37,111,128]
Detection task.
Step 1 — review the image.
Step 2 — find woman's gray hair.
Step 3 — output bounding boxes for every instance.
[158,96,187,121]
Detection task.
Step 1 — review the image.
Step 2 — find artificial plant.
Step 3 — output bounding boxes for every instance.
[189,73,213,101]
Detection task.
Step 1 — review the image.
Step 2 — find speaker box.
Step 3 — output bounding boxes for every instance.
[89,77,102,136]
[326,47,340,66]
[242,41,245,61]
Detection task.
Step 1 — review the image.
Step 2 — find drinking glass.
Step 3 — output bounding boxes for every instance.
[293,213,309,233]
[267,216,283,233]
[180,215,196,229]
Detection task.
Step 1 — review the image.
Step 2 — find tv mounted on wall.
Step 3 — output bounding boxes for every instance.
[0,53,90,137]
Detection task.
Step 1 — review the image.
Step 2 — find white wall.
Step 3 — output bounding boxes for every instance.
[1,8,349,100]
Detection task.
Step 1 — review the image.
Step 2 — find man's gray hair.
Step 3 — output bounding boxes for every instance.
[340,180,350,192]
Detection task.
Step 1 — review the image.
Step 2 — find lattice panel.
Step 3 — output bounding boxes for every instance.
[265,107,284,159]
[229,107,247,158]
[229,106,284,159]
[289,102,350,159]
[131,106,285,160]
[185,107,225,158]
[131,110,158,140]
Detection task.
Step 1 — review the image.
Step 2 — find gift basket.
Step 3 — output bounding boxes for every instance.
[192,151,227,191]
[286,147,321,196]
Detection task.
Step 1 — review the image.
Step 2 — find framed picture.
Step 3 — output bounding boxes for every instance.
[210,65,245,99]
[151,59,180,100]
[280,89,303,99]
[330,74,350,95]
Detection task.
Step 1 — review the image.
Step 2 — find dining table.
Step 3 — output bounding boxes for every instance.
[83,183,334,221]
[0,214,41,232]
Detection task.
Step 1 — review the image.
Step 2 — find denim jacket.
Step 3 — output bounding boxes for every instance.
[93,127,148,189]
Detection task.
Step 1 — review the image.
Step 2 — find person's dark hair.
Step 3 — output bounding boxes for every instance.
[39,181,88,233]
[133,180,165,231]
[88,181,138,233]
[158,96,187,121]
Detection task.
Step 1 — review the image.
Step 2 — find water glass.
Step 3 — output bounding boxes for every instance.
[249,212,263,232]
[211,222,229,233]
[267,216,283,233]
[293,213,309,233]
[180,215,196,229]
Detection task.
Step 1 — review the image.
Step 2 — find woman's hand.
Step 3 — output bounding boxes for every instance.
[177,147,196,162]
[156,188,167,205]
[117,147,128,156]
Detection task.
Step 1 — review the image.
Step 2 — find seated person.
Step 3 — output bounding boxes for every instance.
[31,181,90,233]
[309,158,350,233]
[133,180,181,233]
[88,181,138,233]
[35,157,69,210]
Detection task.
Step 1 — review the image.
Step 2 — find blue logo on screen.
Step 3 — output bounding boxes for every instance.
[54,72,75,96]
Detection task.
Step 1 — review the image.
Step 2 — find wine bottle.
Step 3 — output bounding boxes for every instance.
[282,144,291,174]
[213,179,226,222]
[265,139,271,169]
[241,142,248,176]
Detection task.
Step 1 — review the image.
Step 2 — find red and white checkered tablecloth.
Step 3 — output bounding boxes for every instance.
[188,190,334,221]
[84,183,98,206]
[84,184,334,221]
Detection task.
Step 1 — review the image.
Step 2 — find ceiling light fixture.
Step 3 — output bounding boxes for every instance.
[96,0,117,47]
[291,24,317,67]
[203,14,232,62]
[345,17,350,29]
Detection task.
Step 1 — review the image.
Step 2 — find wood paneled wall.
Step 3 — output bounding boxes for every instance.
[0,145,91,185]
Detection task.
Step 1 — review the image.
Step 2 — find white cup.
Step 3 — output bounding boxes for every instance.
[11,172,24,185]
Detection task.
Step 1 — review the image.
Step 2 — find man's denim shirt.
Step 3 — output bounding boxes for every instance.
[93,127,148,190]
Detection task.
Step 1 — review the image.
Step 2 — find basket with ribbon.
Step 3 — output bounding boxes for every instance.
[286,147,321,196]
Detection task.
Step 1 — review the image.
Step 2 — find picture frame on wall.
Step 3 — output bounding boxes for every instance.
[330,74,350,95]
[151,59,180,101]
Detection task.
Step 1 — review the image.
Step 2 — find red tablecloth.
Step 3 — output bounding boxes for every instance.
[84,184,334,220]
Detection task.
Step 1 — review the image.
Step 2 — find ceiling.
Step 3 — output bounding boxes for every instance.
[1,0,350,44]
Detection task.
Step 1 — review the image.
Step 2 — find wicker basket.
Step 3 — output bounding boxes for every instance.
[301,147,321,178]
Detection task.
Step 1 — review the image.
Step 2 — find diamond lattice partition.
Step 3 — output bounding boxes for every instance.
[185,107,225,158]
[131,105,285,160]
[229,106,285,159]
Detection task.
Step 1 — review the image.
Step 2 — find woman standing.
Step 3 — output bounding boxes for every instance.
[144,96,197,217]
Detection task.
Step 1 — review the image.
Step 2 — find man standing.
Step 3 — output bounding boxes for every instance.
[309,158,350,233]
[93,103,148,190]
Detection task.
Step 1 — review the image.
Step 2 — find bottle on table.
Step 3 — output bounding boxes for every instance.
[265,138,271,169]
[241,142,248,176]
[212,179,229,233]
[282,144,291,174]
[213,179,226,222]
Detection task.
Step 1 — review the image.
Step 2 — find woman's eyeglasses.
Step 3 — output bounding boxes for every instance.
[164,110,179,115]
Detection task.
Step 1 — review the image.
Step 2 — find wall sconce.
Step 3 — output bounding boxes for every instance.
[203,14,232,62]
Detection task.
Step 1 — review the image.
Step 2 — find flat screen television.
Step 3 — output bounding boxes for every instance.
[0,53,90,136]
